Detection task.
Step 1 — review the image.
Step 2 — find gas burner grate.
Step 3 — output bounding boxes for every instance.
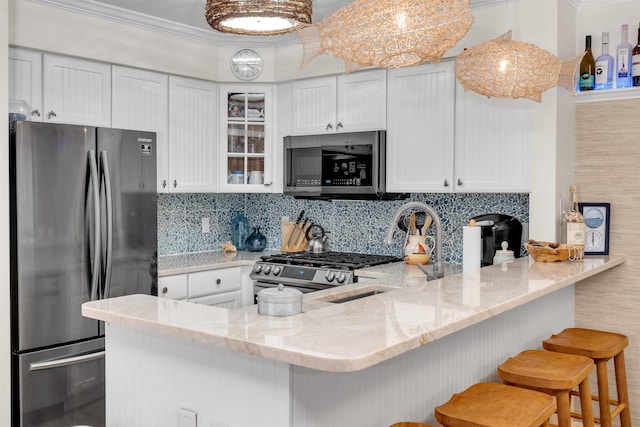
[259,251,401,270]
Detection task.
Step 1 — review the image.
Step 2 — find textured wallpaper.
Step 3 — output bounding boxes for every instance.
[158,193,529,263]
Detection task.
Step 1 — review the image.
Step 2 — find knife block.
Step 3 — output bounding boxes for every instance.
[281,221,310,252]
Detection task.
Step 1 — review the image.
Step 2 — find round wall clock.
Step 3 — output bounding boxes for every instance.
[230,48,264,81]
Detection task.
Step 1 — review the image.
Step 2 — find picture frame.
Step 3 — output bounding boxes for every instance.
[578,202,610,255]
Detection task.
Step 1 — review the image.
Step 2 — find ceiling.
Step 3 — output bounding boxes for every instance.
[36,0,511,45]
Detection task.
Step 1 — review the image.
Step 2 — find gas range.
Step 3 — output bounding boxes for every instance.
[250,251,401,292]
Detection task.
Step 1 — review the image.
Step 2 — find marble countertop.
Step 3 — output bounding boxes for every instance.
[158,250,274,276]
[84,255,624,373]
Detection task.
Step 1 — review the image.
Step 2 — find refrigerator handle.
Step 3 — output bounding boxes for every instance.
[88,150,101,301]
[100,150,113,300]
[29,350,105,371]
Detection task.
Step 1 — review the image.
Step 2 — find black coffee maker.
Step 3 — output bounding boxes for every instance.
[471,213,523,266]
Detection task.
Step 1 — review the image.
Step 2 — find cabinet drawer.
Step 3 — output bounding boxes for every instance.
[189,290,242,309]
[188,268,241,298]
[158,275,188,300]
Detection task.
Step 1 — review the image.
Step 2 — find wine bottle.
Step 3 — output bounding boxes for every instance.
[561,186,585,249]
[632,22,640,86]
[595,31,614,90]
[580,35,596,91]
[616,24,633,88]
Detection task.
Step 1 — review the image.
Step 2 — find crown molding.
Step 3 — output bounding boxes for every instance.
[27,0,300,47]
[29,0,535,48]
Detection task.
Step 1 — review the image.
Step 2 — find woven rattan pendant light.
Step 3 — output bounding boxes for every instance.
[297,0,474,72]
[205,0,312,36]
[455,30,583,102]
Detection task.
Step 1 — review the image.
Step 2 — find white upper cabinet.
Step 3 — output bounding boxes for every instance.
[43,54,111,126]
[386,62,455,193]
[454,82,532,193]
[111,66,169,193]
[9,48,43,121]
[168,76,217,193]
[291,69,387,135]
[218,84,275,193]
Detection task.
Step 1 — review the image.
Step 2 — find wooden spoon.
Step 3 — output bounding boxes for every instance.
[409,213,417,235]
[421,215,433,236]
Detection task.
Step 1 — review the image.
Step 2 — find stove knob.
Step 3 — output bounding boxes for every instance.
[324,271,336,282]
[263,265,272,274]
[252,264,263,274]
[272,266,282,276]
[336,272,347,284]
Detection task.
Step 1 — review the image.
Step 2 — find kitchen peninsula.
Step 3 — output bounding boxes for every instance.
[83,255,623,426]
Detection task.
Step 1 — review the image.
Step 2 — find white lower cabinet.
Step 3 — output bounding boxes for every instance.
[158,274,188,300]
[159,266,250,308]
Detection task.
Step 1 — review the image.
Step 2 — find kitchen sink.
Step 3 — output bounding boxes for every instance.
[313,285,395,304]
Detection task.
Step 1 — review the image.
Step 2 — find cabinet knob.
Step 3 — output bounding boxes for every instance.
[457,178,463,186]
[162,287,168,294]
[162,180,167,188]
[216,278,221,285]
[336,122,343,130]
[443,179,449,187]
[326,123,333,130]
[173,180,178,188]
[47,111,57,120]
[31,109,41,118]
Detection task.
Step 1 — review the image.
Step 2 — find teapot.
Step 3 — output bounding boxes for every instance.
[305,223,330,253]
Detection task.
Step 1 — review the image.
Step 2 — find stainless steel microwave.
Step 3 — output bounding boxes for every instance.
[283,130,407,200]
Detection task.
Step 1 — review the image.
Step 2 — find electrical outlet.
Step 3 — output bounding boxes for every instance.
[177,408,197,427]
[202,217,210,233]
[281,216,290,223]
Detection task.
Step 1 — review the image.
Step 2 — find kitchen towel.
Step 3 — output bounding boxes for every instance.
[463,225,482,272]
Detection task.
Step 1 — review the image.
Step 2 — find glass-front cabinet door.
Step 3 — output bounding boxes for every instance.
[219,85,273,193]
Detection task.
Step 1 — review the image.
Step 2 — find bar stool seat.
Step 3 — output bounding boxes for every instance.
[497,349,595,427]
[543,328,632,427]
[435,382,556,427]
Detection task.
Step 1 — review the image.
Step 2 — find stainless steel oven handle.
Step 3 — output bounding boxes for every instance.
[88,150,101,301]
[29,350,105,371]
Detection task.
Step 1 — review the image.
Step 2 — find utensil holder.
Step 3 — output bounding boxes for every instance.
[281,221,310,252]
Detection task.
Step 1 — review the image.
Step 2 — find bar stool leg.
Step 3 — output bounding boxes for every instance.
[578,375,594,427]
[556,389,572,427]
[614,351,632,427]
[595,359,611,427]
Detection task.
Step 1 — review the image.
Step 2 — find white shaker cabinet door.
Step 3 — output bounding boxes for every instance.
[454,82,532,193]
[43,54,111,126]
[168,76,217,193]
[112,66,169,193]
[336,69,387,132]
[292,76,337,134]
[9,48,43,122]
[386,62,455,193]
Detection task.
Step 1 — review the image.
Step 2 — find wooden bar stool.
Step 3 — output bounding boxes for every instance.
[434,382,557,427]
[497,349,595,427]
[543,328,632,427]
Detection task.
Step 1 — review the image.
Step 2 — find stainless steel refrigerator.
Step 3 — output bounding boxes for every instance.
[9,121,158,427]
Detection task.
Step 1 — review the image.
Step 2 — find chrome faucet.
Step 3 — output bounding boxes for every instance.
[385,201,444,279]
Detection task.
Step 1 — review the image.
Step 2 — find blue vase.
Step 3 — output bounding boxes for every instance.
[231,212,249,250]
[245,227,267,252]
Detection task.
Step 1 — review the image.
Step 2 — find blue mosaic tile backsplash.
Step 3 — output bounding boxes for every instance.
[158,193,529,263]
